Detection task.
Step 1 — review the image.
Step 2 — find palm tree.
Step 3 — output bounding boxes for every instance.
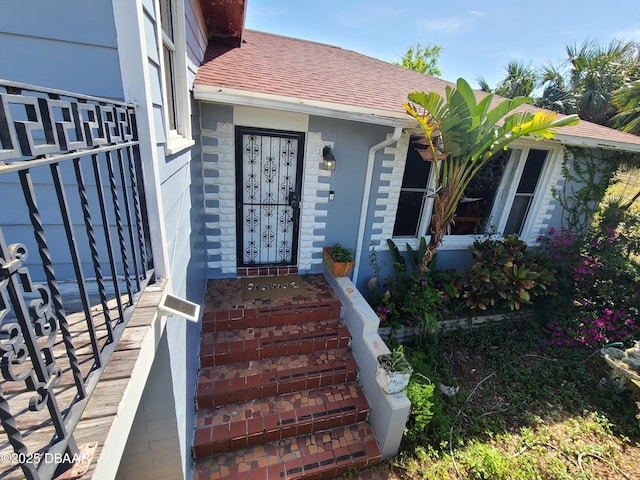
[476,76,492,93]
[404,78,579,274]
[536,63,577,114]
[538,40,638,125]
[476,61,537,99]
[494,61,538,99]
[610,79,640,135]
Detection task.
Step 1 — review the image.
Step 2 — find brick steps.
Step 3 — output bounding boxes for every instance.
[196,348,359,409]
[199,320,350,367]
[193,275,381,480]
[192,423,381,480]
[193,382,370,457]
[202,301,342,333]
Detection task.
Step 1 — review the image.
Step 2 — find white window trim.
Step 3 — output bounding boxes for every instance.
[391,140,562,251]
[157,0,193,155]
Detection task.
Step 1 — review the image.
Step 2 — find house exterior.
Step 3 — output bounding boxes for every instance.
[1,1,640,479]
[193,28,640,287]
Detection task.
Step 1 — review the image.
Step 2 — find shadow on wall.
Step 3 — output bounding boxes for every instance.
[115,331,182,480]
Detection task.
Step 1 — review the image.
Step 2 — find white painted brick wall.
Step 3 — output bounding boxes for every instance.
[202,123,236,273]
[201,125,331,273]
[371,131,410,248]
[298,132,331,271]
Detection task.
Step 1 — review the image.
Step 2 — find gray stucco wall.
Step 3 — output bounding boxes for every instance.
[307,116,391,251]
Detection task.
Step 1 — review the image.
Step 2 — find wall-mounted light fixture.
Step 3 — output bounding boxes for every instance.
[322,145,336,171]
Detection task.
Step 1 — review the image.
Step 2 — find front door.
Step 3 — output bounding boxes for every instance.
[235,127,305,266]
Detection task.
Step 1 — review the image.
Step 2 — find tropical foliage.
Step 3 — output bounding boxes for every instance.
[483,39,640,132]
[611,79,640,135]
[395,42,442,76]
[478,60,538,99]
[404,78,579,273]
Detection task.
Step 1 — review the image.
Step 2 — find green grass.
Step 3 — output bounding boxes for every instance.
[608,168,640,215]
[391,318,640,479]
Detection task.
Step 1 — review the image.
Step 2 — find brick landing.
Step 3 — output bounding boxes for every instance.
[193,274,382,480]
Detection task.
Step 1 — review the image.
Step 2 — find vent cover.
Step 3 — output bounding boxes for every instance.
[158,292,201,322]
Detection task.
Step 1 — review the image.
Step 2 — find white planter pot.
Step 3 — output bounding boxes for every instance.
[376,363,412,395]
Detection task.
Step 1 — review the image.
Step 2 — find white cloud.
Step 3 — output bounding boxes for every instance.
[420,10,485,35]
[421,16,467,34]
[612,28,640,42]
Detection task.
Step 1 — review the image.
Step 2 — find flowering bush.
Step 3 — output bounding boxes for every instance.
[538,204,640,347]
[548,309,640,347]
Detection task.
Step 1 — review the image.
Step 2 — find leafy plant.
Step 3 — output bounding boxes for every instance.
[403,78,579,274]
[404,375,436,446]
[378,345,413,374]
[383,238,446,334]
[552,147,622,237]
[394,42,442,76]
[462,234,555,311]
[538,212,640,347]
[387,237,430,280]
[327,243,354,262]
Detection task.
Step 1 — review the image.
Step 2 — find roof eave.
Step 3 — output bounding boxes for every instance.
[552,133,640,153]
[193,84,414,127]
[199,0,247,47]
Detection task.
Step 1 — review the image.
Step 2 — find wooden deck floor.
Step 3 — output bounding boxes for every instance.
[0,281,165,480]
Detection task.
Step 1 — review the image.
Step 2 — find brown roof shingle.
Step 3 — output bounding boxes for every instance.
[194,30,640,150]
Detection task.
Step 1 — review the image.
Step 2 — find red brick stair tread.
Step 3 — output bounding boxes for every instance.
[200,319,350,366]
[195,275,378,480]
[202,300,342,332]
[193,423,382,480]
[196,349,359,408]
[203,276,341,324]
[193,382,370,458]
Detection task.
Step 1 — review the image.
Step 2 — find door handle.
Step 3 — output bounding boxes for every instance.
[288,191,298,208]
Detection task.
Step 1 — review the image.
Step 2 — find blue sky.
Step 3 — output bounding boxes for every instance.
[246,0,640,89]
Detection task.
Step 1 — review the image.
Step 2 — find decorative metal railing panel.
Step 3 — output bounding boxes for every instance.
[0,80,154,480]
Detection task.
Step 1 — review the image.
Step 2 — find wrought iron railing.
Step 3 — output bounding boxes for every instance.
[0,80,154,479]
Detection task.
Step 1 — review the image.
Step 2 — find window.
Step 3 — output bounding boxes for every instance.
[392,135,552,243]
[160,0,177,130]
[449,150,510,235]
[503,149,547,235]
[392,136,434,237]
[158,0,192,153]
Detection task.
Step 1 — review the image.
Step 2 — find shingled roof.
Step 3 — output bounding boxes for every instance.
[194,30,640,152]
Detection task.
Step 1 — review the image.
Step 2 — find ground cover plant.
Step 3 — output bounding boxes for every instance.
[359,320,640,479]
[355,150,640,479]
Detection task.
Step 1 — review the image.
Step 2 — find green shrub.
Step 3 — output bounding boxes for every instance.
[538,203,640,347]
[404,378,435,443]
[462,234,555,311]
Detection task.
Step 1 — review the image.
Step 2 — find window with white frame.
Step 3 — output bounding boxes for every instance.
[158,0,192,152]
[392,135,553,242]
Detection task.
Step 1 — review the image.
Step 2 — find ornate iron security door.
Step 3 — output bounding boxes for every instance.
[236,128,305,266]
